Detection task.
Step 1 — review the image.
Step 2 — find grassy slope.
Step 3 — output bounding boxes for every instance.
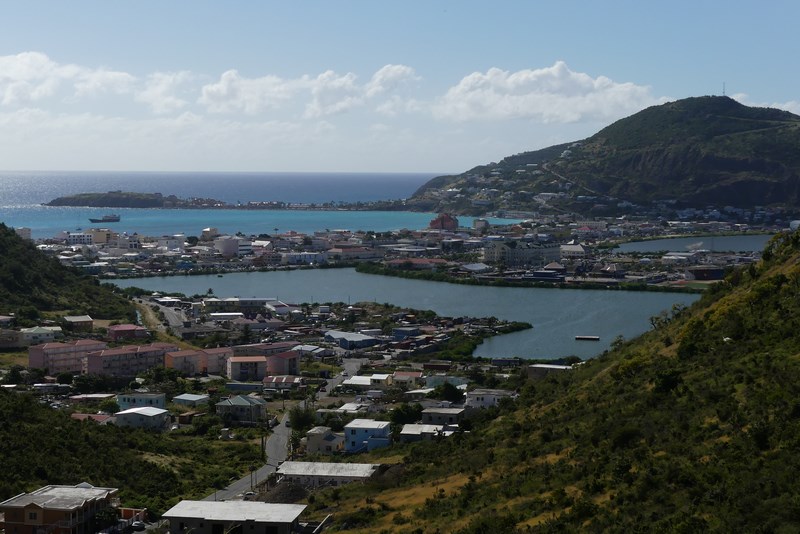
[316,231,800,533]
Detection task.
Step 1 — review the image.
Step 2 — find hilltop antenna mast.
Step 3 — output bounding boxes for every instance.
[722,82,726,96]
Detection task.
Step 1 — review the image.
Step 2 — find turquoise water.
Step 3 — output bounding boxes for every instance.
[114,269,699,361]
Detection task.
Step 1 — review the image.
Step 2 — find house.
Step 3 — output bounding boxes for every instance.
[305,426,345,454]
[62,315,94,332]
[263,375,305,391]
[527,363,573,380]
[215,395,268,425]
[465,388,517,409]
[421,407,465,427]
[0,482,139,534]
[114,407,171,430]
[117,392,166,411]
[276,461,380,488]
[341,374,393,391]
[344,419,392,453]
[399,424,455,443]
[172,393,210,407]
[162,501,306,534]
[392,370,424,387]
[107,324,149,342]
[19,327,57,347]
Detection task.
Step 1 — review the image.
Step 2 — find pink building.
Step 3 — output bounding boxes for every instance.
[429,213,459,231]
[107,324,149,342]
[268,350,300,376]
[85,342,178,377]
[28,339,108,374]
[227,356,268,381]
[165,347,233,376]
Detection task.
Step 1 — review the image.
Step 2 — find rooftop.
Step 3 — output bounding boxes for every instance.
[163,500,306,523]
[277,461,380,479]
[0,483,117,510]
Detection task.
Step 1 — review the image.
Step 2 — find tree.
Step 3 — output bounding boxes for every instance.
[390,403,423,425]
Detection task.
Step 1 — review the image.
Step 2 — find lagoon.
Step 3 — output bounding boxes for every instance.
[114,268,700,361]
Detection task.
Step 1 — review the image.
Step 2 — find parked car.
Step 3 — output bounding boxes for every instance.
[131,521,146,531]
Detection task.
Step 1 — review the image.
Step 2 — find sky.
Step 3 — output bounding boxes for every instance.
[0,1,798,174]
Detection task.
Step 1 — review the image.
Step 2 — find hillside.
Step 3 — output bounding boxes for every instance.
[0,224,135,323]
[311,230,800,533]
[412,96,800,214]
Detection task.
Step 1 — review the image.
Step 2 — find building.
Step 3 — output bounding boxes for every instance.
[276,461,380,488]
[482,240,561,268]
[527,363,573,380]
[429,213,459,231]
[227,356,268,381]
[172,393,210,407]
[29,340,108,374]
[0,482,125,534]
[344,419,392,453]
[341,374,393,390]
[266,350,300,376]
[399,424,454,443]
[324,330,380,350]
[163,501,305,534]
[421,407,465,426]
[114,407,170,430]
[165,347,233,376]
[84,342,178,377]
[215,395,268,425]
[62,315,94,332]
[20,327,58,347]
[107,324,149,342]
[305,426,345,454]
[117,392,166,411]
[465,388,517,409]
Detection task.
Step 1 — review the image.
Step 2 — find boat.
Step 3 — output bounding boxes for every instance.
[89,214,121,223]
[575,335,600,341]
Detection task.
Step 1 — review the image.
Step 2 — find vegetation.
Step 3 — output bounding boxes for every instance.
[413,96,800,211]
[0,224,135,322]
[312,231,800,532]
[0,390,261,515]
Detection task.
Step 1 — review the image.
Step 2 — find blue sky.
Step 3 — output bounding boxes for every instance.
[0,1,797,173]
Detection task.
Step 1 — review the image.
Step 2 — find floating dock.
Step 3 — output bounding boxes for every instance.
[575,335,600,341]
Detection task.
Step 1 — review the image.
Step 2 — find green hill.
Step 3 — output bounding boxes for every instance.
[412,96,800,212]
[316,231,800,533]
[0,224,135,323]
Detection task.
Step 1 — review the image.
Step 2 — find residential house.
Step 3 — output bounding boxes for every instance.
[399,424,455,443]
[276,461,380,488]
[392,370,424,387]
[344,419,392,453]
[341,374,393,391]
[162,501,306,534]
[215,395,268,425]
[263,375,305,391]
[305,426,345,455]
[19,327,58,347]
[421,407,465,427]
[0,482,132,534]
[465,388,517,409]
[63,315,94,332]
[114,407,170,431]
[107,324,149,342]
[172,393,210,407]
[29,340,108,374]
[527,363,573,380]
[116,392,166,411]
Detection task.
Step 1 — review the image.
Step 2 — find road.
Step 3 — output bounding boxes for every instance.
[204,412,291,501]
[202,358,365,501]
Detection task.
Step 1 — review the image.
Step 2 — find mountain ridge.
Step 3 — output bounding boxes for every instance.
[411,96,800,215]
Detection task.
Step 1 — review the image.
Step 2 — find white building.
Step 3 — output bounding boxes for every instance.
[276,461,380,488]
[114,407,170,430]
[162,501,306,534]
[465,388,517,409]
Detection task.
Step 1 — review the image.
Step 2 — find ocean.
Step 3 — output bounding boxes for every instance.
[0,171,511,239]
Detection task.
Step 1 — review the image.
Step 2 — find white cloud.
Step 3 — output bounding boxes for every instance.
[135,71,192,114]
[303,70,362,118]
[0,52,135,105]
[365,64,419,97]
[198,69,300,114]
[432,61,658,123]
[731,93,800,116]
